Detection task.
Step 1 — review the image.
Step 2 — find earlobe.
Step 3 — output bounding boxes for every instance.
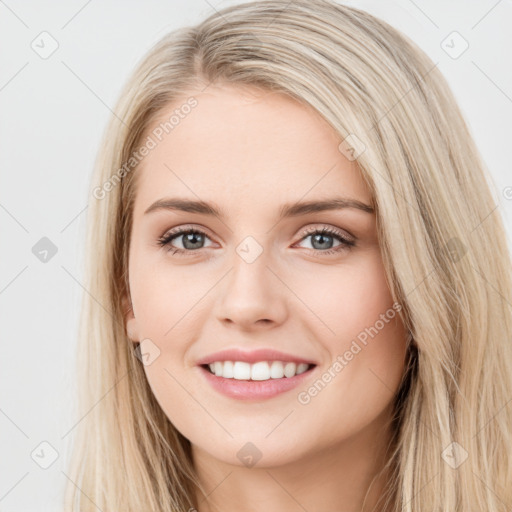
[122,294,140,343]
[126,316,139,344]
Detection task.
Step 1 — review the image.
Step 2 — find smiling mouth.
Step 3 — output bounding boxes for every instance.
[200,361,316,381]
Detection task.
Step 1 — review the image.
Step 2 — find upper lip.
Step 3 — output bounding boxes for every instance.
[196,348,317,366]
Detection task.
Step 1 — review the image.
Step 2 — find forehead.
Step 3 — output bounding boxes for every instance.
[132,84,371,217]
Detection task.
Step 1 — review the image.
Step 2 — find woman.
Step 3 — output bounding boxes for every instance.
[64,1,512,510]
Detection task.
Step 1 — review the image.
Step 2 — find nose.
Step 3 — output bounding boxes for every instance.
[214,248,288,331]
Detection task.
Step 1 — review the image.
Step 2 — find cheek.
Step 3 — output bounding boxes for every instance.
[304,317,407,443]
[128,252,209,426]
[292,249,401,344]
[293,251,407,428]
[128,249,205,341]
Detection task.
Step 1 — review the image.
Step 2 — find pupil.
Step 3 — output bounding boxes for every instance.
[183,232,203,250]
[312,233,333,250]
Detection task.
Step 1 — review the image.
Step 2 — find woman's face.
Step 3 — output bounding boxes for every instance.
[124,83,408,468]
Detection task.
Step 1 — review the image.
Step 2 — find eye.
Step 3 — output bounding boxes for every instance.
[157,225,355,257]
[294,226,355,256]
[157,226,213,256]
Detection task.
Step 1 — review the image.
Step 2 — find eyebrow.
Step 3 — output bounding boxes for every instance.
[144,196,374,219]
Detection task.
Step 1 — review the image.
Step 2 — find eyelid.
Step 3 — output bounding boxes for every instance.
[299,224,355,242]
[160,223,217,240]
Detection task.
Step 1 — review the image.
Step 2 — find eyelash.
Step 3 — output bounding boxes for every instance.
[156,225,356,257]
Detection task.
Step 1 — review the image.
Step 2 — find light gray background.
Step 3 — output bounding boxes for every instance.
[1,0,511,510]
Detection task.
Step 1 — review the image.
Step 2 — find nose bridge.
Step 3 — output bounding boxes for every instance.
[228,234,273,301]
[215,233,288,328]
[235,234,267,266]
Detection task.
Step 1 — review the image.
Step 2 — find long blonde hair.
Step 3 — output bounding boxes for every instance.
[64,1,512,510]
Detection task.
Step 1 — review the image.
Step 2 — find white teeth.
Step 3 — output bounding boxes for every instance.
[205,360,312,380]
[222,360,234,378]
[251,361,270,380]
[296,363,309,375]
[270,360,284,379]
[233,361,251,380]
[283,362,296,378]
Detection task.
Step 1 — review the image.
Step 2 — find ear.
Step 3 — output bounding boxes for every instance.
[122,293,140,343]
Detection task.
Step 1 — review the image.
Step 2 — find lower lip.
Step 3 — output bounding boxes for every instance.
[198,364,316,400]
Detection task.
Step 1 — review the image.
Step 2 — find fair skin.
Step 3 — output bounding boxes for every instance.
[124,83,408,512]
